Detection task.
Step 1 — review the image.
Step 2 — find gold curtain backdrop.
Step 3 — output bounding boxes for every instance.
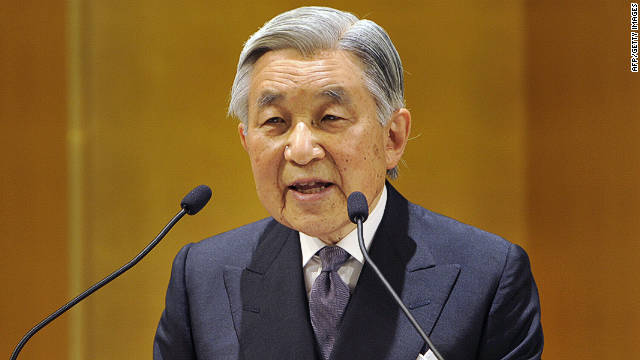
[2,1,638,359]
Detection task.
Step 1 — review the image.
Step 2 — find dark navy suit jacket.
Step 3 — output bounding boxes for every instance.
[154,185,543,359]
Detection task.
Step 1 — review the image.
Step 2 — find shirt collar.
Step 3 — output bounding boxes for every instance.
[299,185,388,266]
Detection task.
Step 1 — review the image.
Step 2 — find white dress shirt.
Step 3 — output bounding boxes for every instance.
[299,185,388,295]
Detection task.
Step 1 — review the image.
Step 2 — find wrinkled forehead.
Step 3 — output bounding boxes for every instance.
[247,48,368,103]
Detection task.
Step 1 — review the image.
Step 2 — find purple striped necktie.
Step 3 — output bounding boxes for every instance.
[308,246,352,360]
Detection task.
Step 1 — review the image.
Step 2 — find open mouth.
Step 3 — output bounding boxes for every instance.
[288,181,333,194]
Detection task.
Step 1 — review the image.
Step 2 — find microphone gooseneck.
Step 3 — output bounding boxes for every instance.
[10,185,212,360]
[347,191,445,360]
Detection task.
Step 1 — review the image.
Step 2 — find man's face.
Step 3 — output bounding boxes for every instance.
[239,49,407,244]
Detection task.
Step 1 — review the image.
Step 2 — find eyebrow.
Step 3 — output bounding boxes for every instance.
[255,87,352,109]
[256,92,283,109]
[319,87,351,105]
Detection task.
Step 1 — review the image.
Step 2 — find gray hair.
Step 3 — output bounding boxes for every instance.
[228,6,405,178]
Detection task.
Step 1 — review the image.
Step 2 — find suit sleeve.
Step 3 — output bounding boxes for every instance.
[154,243,197,360]
[477,243,544,359]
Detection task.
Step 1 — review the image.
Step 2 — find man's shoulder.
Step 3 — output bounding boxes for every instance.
[181,217,280,268]
[406,201,515,268]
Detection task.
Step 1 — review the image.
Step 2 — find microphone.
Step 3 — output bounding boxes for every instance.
[181,184,213,215]
[347,191,445,360]
[10,185,213,360]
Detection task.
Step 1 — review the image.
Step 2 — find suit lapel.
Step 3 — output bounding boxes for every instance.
[224,220,318,360]
[332,185,460,360]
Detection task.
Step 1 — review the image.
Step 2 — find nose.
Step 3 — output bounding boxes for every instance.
[284,122,325,165]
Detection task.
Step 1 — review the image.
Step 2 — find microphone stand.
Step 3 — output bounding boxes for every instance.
[355,218,445,360]
[10,209,187,360]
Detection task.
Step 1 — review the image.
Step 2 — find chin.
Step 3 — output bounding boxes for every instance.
[283,218,322,236]
[295,222,324,236]
[296,217,352,241]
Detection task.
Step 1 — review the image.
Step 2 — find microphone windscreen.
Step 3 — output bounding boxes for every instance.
[180,185,212,215]
[347,191,369,223]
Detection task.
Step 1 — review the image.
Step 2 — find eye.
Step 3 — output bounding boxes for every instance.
[322,114,342,121]
[263,117,285,125]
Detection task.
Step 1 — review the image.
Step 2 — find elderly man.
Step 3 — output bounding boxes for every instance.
[154,6,543,360]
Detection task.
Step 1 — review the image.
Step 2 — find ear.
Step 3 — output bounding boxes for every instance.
[238,122,248,152]
[384,108,411,170]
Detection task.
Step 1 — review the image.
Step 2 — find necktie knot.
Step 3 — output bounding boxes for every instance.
[317,246,351,272]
